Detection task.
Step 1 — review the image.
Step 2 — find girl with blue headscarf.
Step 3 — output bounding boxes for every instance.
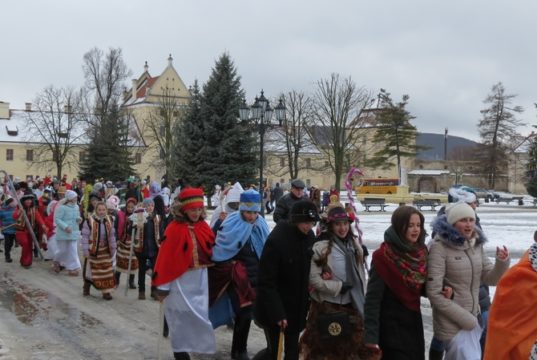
[209,189,270,360]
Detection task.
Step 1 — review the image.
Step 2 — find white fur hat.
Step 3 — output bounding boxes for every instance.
[106,195,120,210]
[446,202,476,225]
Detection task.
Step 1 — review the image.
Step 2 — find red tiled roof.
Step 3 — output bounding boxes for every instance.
[136,76,159,99]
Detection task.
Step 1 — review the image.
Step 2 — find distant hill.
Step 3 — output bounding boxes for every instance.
[416,132,479,161]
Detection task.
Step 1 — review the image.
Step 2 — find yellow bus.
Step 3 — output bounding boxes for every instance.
[357,178,399,194]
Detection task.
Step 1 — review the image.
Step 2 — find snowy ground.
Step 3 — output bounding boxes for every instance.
[0,203,534,359]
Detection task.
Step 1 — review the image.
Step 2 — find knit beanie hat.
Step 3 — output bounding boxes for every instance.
[226,182,244,204]
[446,202,476,225]
[239,189,261,212]
[142,198,154,207]
[179,188,204,211]
[290,200,320,223]
[327,206,353,223]
[65,190,78,201]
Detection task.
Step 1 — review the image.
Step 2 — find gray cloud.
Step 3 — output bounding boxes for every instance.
[1,0,536,141]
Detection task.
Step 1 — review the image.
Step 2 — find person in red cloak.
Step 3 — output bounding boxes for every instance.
[152,187,216,360]
[13,193,47,268]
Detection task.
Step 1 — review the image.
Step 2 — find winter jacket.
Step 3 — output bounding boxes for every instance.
[254,220,315,333]
[427,215,509,342]
[309,238,366,305]
[54,202,81,241]
[0,205,16,235]
[272,193,308,223]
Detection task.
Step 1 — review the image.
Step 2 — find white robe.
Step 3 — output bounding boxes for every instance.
[158,268,216,354]
[54,239,81,271]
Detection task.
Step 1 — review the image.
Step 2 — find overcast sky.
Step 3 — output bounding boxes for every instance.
[2,0,537,141]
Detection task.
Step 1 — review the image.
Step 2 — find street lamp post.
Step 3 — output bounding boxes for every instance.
[240,90,286,216]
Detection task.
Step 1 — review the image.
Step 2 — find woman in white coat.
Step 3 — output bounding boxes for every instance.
[53,190,82,276]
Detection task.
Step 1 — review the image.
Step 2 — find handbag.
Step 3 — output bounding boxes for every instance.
[317,309,351,339]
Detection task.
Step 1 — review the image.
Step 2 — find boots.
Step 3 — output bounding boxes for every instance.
[83,281,91,296]
[128,274,136,289]
[138,291,146,300]
[114,271,120,288]
[173,352,190,360]
[231,315,252,360]
[102,292,113,301]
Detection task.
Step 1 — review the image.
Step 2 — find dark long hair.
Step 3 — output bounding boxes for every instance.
[314,219,355,268]
[391,206,426,245]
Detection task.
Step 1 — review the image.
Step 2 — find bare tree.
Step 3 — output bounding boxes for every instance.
[79,47,135,181]
[25,86,85,178]
[265,90,316,179]
[142,84,185,183]
[478,82,524,188]
[307,74,373,191]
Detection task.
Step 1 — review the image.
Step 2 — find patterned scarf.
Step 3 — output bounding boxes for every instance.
[88,215,113,256]
[372,226,427,312]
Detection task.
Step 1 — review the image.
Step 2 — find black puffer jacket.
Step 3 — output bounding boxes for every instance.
[272,193,308,223]
[254,221,314,333]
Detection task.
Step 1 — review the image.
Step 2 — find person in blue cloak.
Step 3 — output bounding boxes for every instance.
[209,189,270,360]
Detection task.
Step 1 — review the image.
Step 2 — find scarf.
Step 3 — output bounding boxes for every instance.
[211,211,270,262]
[333,235,366,316]
[88,214,112,256]
[372,226,427,312]
[152,220,215,286]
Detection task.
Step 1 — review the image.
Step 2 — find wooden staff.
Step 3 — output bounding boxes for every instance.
[276,327,285,360]
[124,224,137,297]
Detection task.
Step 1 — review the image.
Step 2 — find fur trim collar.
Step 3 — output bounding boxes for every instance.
[431,215,487,248]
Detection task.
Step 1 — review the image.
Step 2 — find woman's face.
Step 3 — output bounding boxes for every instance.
[331,220,350,238]
[126,202,135,214]
[242,211,257,224]
[186,207,203,222]
[95,204,107,218]
[145,203,154,214]
[405,213,422,243]
[90,197,98,207]
[454,217,476,239]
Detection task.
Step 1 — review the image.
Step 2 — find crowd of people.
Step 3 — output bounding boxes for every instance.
[0,175,536,360]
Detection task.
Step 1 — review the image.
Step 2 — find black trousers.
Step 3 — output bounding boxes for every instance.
[135,253,156,292]
[263,325,299,360]
[3,233,15,259]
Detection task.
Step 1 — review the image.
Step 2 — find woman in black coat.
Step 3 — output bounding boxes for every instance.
[254,200,319,360]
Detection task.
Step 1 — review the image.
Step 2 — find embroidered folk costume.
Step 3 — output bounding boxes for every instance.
[13,193,47,267]
[81,204,117,300]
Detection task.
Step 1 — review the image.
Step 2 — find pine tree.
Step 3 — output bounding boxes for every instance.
[197,53,257,190]
[174,80,204,186]
[525,127,537,197]
[367,89,423,179]
[80,103,136,181]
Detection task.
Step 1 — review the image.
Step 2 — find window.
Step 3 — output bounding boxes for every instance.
[135,153,142,164]
[6,149,13,161]
[324,161,329,167]
[306,179,311,187]
[159,149,165,159]
[79,151,85,162]
[305,158,311,169]
[26,149,33,161]
[280,158,285,167]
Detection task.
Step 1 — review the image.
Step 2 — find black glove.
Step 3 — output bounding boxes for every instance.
[340,281,352,294]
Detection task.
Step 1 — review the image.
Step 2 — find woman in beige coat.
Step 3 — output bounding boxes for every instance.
[427,202,509,359]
